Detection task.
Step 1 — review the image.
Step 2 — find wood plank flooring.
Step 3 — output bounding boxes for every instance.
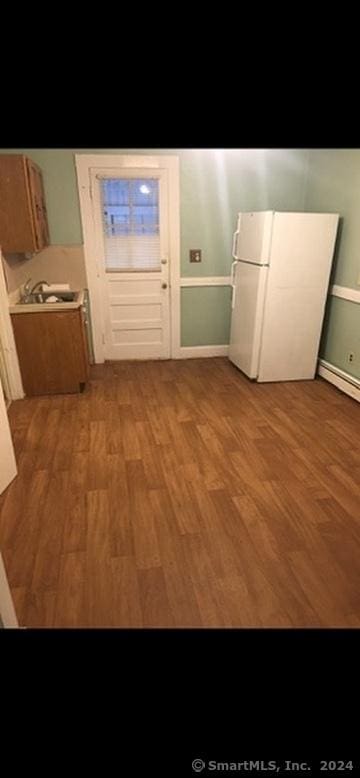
[1,357,360,627]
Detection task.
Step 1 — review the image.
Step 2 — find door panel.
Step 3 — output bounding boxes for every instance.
[236,211,273,265]
[104,272,169,359]
[0,375,17,495]
[107,278,160,296]
[229,263,268,379]
[0,551,18,627]
[0,339,10,403]
[26,159,47,251]
[112,304,161,320]
[92,168,170,360]
[113,328,162,344]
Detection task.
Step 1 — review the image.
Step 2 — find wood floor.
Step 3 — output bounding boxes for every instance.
[1,358,360,628]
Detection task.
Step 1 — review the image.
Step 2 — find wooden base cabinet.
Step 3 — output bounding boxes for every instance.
[11,309,90,396]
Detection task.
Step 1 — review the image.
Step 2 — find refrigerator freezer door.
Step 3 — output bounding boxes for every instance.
[236,211,274,265]
[229,262,268,378]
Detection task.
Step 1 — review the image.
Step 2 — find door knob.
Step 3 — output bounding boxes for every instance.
[162,283,167,289]
[161,258,167,265]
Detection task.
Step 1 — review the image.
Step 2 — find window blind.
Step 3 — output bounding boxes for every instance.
[100,178,161,272]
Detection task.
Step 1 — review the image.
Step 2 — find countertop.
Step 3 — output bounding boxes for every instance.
[9,289,85,313]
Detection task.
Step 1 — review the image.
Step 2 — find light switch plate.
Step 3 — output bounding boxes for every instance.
[190,249,202,263]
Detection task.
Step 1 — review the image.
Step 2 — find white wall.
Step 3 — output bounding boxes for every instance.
[2,245,87,297]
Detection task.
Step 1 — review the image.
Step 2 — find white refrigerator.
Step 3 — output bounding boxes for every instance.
[228,211,339,382]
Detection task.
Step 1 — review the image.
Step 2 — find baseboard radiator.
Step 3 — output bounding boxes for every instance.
[318,359,360,403]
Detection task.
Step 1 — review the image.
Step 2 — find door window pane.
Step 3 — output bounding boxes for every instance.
[100,178,161,271]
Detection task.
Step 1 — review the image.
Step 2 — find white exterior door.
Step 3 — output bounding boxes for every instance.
[0,551,18,627]
[0,375,17,495]
[0,364,19,627]
[91,167,170,360]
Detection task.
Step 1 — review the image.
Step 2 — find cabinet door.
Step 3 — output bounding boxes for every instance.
[38,171,50,247]
[0,154,36,252]
[26,159,49,252]
[0,374,17,494]
[11,311,87,395]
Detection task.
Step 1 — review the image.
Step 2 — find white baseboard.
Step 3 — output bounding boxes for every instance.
[318,359,360,403]
[177,345,229,359]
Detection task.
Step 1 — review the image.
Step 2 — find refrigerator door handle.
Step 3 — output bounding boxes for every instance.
[231,260,238,286]
[231,285,236,310]
[232,230,239,259]
[231,260,238,309]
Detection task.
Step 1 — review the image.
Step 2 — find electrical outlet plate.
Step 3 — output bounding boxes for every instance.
[190,249,201,263]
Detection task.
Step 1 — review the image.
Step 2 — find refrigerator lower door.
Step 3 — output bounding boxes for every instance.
[229,262,268,379]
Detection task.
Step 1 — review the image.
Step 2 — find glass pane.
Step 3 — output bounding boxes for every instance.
[100,178,161,271]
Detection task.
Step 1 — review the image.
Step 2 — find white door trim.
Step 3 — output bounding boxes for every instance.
[0,252,24,400]
[75,154,180,362]
[0,551,18,627]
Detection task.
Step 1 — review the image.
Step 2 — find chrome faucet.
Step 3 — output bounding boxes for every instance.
[30,280,49,294]
[22,278,49,302]
[23,278,32,296]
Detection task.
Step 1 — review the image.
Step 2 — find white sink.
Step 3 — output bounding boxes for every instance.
[20,290,80,304]
[10,289,84,313]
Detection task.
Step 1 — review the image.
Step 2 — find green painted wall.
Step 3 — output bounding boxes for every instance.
[3,149,84,244]
[1,148,309,346]
[179,149,309,277]
[320,296,360,375]
[2,148,309,271]
[3,148,359,371]
[181,287,232,346]
[305,149,360,288]
[304,149,360,379]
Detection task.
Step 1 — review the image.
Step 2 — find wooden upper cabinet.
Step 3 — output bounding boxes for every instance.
[0,154,50,253]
